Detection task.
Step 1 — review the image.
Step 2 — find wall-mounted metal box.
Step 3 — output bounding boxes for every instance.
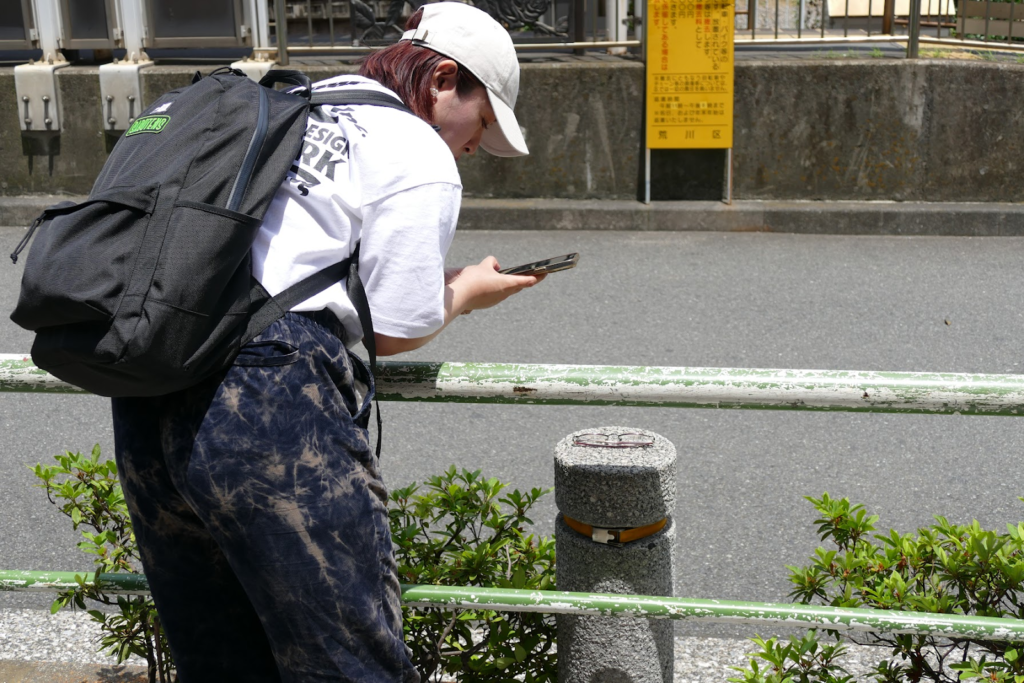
[146,0,249,47]
[59,0,120,49]
[1,0,37,50]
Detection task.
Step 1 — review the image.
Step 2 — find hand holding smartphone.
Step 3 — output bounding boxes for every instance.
[498,253,579,276]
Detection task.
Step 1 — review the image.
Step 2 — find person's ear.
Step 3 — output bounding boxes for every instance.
[431,59,460,94]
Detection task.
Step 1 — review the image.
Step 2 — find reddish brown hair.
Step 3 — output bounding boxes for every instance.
[359,9,483,122]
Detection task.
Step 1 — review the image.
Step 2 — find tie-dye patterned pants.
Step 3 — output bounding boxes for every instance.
[111,312,420,683]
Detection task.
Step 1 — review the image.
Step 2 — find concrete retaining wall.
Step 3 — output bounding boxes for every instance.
[1,59,1022,202]
[733,60,1024,203]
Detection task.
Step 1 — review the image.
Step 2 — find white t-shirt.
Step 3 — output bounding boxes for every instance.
[252,75,462,346]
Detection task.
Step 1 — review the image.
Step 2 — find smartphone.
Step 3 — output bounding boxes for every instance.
[499,253,579,276]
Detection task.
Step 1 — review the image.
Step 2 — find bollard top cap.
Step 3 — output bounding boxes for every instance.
[553,427,676,528]
[556,427,675,468]
[572,431,656,449]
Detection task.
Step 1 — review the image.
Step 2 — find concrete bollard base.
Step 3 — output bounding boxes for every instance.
[555,514,676,682]
[556,613,674,683]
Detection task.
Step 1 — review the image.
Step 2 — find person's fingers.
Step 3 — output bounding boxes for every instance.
[504,274,535,286]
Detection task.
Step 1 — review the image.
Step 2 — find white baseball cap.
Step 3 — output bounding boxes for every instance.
[400,2,529,157]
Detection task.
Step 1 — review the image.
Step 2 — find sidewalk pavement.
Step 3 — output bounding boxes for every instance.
[0,660,148,682]
[2,195,1024,236]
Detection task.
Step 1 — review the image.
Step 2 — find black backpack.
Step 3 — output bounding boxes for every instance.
[10,67,413,398]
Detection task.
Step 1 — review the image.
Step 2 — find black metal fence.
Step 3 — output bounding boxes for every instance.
[263,0,641,60]
[1,0,1023,65]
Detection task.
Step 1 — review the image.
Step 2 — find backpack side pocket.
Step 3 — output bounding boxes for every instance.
[10,185,160,333]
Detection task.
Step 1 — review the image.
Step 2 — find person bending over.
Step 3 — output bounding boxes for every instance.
[111,4,540,681]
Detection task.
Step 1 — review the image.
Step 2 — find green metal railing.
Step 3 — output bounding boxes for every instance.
[3,570,1024,641]
[5,354,1024,416]
[6,354,1024,642]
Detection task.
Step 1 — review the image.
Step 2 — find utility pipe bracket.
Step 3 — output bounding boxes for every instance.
[98,58,153,134]
[14,61,69,133]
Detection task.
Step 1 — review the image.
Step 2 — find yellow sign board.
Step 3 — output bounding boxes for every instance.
[646,0,734,149]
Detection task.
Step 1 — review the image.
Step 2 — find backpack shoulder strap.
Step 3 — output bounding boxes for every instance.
[245,88,416,355]
[258,69,414,116]
[310,88,415,116]
[259,69,312,93]
[246,85,415,458]
[243,241,381,455]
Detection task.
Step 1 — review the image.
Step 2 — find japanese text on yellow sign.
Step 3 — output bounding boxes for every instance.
[646,0,734,149]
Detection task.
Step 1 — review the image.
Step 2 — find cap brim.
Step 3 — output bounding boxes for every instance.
[480,88,529,157]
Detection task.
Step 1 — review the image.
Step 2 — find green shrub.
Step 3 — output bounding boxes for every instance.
[391,466,557,682]
[33,445,173,683]
[731,494,1024,683]
[35,449,557,683]
[730,632,854,683]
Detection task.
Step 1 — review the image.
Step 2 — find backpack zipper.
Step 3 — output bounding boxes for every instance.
[227,84,270,212]
[10,214,44,264]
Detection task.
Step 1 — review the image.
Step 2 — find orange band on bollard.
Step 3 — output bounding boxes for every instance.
[562,514,667,545]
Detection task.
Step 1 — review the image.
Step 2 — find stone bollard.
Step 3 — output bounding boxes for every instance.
[554,426,677,683]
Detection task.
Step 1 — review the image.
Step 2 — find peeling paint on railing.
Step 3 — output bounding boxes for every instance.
[0,355,77,394]
[377,362,1024,414]
[400,585,1024,640]
[5,354,1024,416]
[3,571,1022,640]
[0,569,150,594]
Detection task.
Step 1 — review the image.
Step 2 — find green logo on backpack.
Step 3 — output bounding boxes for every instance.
[125,115,170,137]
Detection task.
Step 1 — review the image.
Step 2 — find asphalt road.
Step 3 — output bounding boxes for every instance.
[2,226,1023,638]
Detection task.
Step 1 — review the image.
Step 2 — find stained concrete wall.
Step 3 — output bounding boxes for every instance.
[0,66,108,195]
[1,59,1022,202]
[733,60,1024,202]
[457,60,645,199]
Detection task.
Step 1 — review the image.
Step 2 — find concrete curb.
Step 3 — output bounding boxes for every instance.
[0,660,148,682]
[3,196,1024,236]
